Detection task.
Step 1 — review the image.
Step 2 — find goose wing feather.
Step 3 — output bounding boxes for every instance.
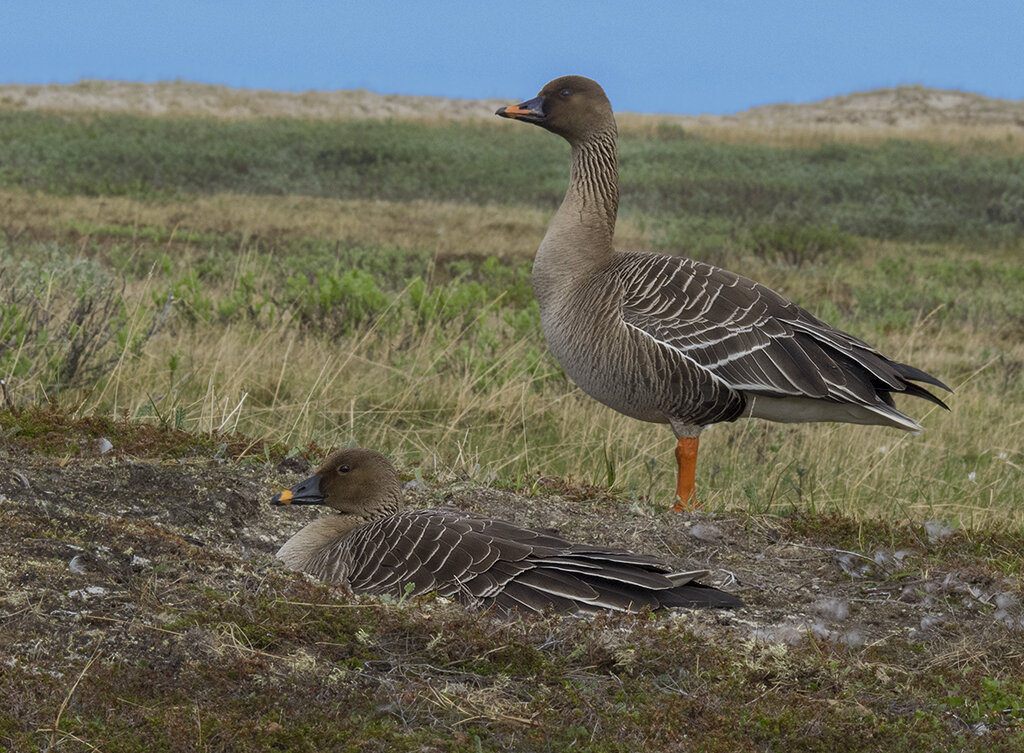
[495,580,580,613]
[339,509,740,613]
[533,555,676,590]
[618,253,949,407]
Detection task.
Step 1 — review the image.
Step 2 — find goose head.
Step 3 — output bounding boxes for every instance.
[272,447,402,519]
[496,75,615,143]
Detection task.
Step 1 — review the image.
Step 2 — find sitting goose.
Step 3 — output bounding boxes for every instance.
[496,76,950,510]
[272,447,742,613]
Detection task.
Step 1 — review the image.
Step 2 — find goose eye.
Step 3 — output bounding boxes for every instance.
[560,88,572,98]
[338,465,351,474]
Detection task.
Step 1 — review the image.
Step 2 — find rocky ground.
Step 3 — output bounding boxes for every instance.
[2,413,1022,750]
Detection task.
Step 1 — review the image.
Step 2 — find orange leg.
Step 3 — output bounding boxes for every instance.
[672,436,701,511]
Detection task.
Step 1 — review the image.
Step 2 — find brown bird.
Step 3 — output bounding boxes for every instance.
[496,76,950,510]
[271,447,742,614]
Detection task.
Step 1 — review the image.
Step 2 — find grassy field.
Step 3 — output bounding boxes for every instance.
[1,110,1021,524]
[1,103,1024,751]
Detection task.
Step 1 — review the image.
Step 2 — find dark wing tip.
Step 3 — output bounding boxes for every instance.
[660,583,744,610]
[889,361,952,411]
[892,361,952,393]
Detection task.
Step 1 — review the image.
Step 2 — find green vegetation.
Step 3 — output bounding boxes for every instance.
[0,109,1022,526]
[2,111,1023,243]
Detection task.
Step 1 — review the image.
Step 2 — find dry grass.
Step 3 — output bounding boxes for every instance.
[55,275,1022,528]
[619,117,1024,153]
[4,184,1020,527]
[0,188,648,260]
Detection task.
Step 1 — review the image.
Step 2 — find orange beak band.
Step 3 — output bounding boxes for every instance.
[271,471,325,506]
[495,95,545,124]
[498,104,535,118]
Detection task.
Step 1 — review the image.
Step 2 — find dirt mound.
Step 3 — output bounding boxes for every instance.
[5,447,1018,652]
[3,445,1023,749]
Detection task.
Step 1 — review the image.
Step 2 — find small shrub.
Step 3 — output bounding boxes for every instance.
[986,186,1024,227]
[0,243,169,397]
[748,221,860,267]
[282,268,388,335]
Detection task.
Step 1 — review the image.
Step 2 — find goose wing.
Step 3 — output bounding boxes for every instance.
[345,509,741,613]
[617,253,949,413]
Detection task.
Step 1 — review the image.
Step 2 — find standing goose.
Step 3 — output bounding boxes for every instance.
[272,447,742,613]
[496,76,950,509]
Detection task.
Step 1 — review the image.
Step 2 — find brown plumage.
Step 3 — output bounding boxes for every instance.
[496,76,950,509]
[271,448,742,614]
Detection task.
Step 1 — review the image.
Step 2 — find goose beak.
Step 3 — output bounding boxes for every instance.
[272,472,325,506]
[496,95,545,124]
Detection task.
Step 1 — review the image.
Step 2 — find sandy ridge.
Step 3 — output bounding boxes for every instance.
[3,79,1024,130]
[0,79,509,121]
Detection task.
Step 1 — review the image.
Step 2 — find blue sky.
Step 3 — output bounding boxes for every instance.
[2,1,1021,115]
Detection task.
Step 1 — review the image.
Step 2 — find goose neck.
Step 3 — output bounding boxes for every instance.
[566,129,619,237]
[533,130,619,304]
[278,488,402,561]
